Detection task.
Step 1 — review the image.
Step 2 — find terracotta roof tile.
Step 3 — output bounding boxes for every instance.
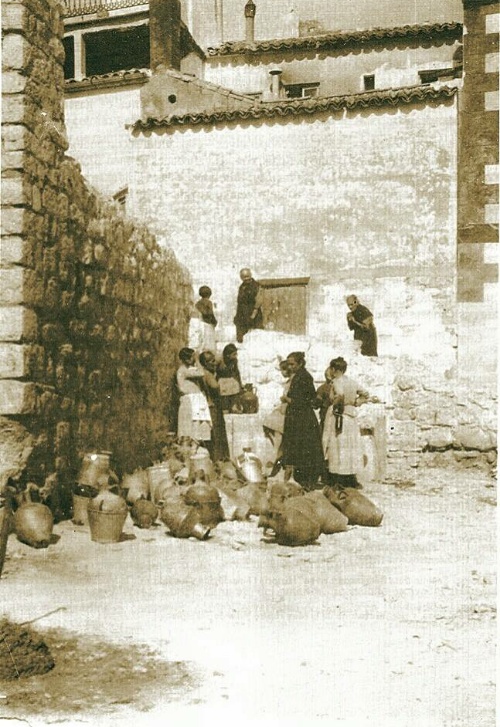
[207,22,463,57]
[132,84,458,132]
[65,68,150,92]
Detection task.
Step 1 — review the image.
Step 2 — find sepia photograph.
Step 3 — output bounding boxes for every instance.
[0,0,498,725]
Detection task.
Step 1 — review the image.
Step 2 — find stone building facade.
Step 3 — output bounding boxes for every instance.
[1,0,192,509]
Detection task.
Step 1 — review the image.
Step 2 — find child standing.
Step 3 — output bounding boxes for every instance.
[195,285,217,351]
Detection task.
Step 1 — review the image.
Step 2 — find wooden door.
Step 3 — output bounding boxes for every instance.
[259,278,309,335]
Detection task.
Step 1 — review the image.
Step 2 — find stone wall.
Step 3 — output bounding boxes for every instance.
[456,0,499,383]
[230,331,497,476]
[1,0,192,509]
[129,98,459,374]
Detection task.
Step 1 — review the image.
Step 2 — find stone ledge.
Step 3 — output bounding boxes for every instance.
[0,379,36,414]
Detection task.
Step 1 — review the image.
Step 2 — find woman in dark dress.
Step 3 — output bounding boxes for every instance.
[199,350,230,462]
[281,352,325,490]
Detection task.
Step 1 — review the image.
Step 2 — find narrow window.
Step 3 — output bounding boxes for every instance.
[363,74,375,91]
[63,35,75,79]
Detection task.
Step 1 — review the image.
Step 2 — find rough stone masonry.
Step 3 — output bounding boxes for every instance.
[1,0,192,512]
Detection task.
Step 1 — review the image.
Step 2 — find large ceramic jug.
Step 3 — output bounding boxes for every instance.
[14,484,54,549]
[239,384,259,414]
[273,500,321,547]
[236,447,264,484]
[78,451,113,488]
[188,449,214,483]
[147,462,174,504]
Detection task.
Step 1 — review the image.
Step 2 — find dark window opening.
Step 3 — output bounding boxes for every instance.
[284,82,320,99]
[363,74,375,91]
[84,24,150,76]
[63,35,75,79]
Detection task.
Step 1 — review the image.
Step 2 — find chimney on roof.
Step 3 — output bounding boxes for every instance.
[245,0,256,43]
[149,0,182,71]
[269,68,283,99]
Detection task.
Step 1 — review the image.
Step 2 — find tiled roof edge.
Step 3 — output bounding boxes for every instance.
[65,68,151,92]
[160,68,256,102]
[206,21,463,57]
[131,84,458,132]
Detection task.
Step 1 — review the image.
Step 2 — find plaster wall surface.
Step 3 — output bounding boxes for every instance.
[204,43,462,98]
[64,84,143,197]
[182,0,463,47]
[128,100,458,371]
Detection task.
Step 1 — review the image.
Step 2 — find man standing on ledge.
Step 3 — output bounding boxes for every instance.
[346,294,378,357]
[234,268,264,343]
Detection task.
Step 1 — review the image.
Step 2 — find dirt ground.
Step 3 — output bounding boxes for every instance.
[0,465,496,727]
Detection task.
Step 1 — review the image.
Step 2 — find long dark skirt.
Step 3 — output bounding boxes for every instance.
[209,402,230,462]
[282,407,325,489]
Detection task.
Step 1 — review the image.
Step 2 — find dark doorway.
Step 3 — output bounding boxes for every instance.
[258,277,309,335]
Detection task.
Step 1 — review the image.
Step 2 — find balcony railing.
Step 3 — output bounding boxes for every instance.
[62,0,148,18]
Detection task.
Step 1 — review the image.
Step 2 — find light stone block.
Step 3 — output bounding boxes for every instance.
[484,164,499,185]
[0,343,26,378]
[0,307,37,341]
[484,242,499,264]
[484,204,499,224]
[485,52,499,73]
[485,13,500,35]
[485,91,499,111]
[0,268,24,305]
[0,380,36,414]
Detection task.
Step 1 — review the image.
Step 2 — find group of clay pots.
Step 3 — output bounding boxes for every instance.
[257,481,383,546]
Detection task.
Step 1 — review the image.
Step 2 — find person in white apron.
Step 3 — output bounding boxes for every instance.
[322,356,369,489]
[176,348,212,447]
[262,360,291,474]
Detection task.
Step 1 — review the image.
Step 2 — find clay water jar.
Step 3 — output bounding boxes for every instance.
[273,499,321,547]
[14,485,53,549]
[218,489,250,521]
[88,488,128,544]
[147,462,174,504]
[78,451,113,488]
[239,384,259,414]
[130,498,158,529]
[160,501,210,540]
[184,479,224,528]
[303,490,348,534]
[123,469,150,505]
[237,482,268,516]
[323,487,383,527]
[188,450,214,483]
[218,460,239,482]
